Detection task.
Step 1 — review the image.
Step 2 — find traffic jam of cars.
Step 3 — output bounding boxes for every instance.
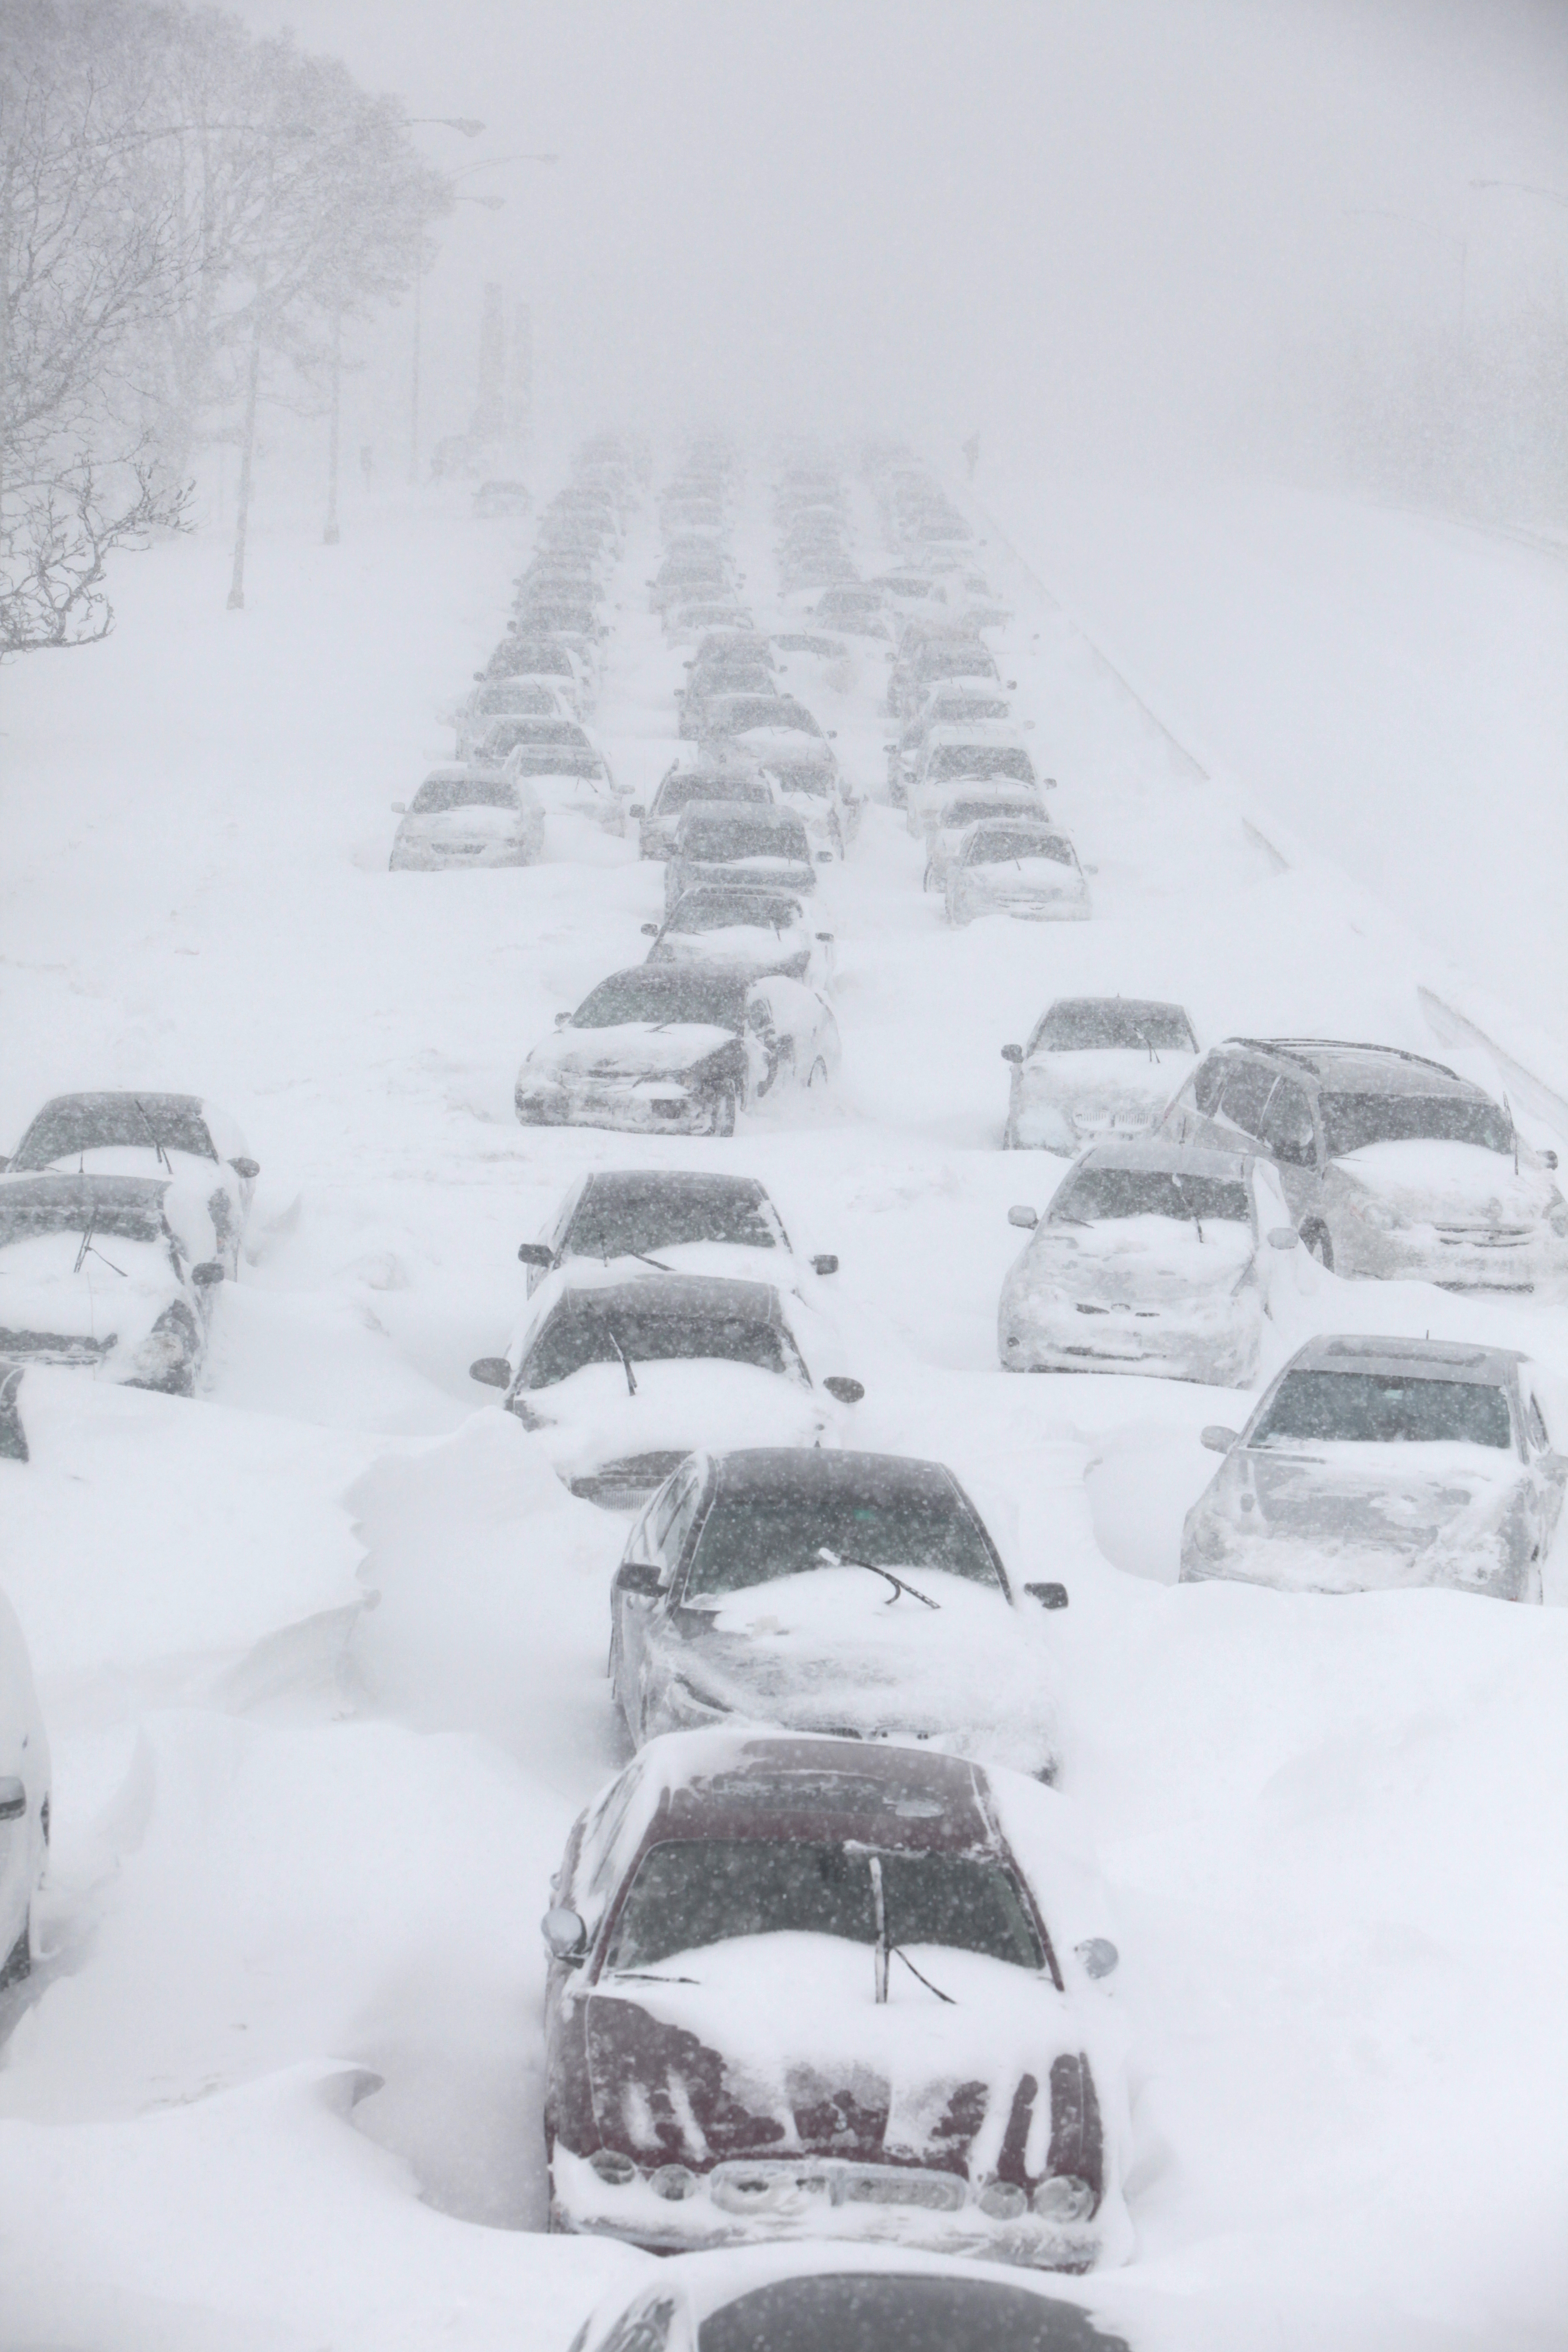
[3,431,1564,2352]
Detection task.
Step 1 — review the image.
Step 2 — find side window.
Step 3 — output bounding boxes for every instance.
[1218,1059,1278,1141]
[660,1477,706,1576]
[1528,1394,1550,1451]
[1191,1054,1230,1117]
[598,2297,678,2352]
[583,1763,646,1905]
[1257,1077,1318,1167]
[550,1180,584,1259]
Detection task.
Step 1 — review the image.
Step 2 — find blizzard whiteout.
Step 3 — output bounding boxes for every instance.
[0,418,1563,2352]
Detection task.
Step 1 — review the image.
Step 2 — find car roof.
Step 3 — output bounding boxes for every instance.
[1073,1136,1253,1180]
[642,1728,1001,1857]
[709,1447,965,1507]
[1282,1334,1522,1383]
[678,802,805,833]
[1225,1039,1478,1097]
[1044,996,1189,1022]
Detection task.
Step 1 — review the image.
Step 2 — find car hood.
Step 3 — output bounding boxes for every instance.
[1331,1141,1555,1221]
[653,929,806,975]
[584,1932,1073,2174]
[517,1360,828,1477]
[660,1567,1055,1774]
[1017,1050,1194,1127]
[397,806,527,838]
[0,1232,183,1354]
[677,856,816,892]
[1204,1440,1523,1589]
[1009,1218,1254,1306]
[962,858,1083,893]
[526,1023,740,1082]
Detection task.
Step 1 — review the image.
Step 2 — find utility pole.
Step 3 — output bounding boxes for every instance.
[227,310,263,610]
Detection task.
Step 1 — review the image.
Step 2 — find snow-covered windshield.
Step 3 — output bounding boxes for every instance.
[966,827,1071,865]
[0,1190,169,1245]
[916,649,994,680]
[654,774,768,813]
[929,746,1033,784]
[683,818,809,862]
[1032,1002,1197,1052]
[699,2276,1130,2352]
[766,763,830,796]
[521,1299,792,1387]
[566,1179,781,1258]
[714,699,821,738]
[685,1485,1007,1598]
[1053,1169,1251,1224]
[1251,1370,1512,1448]
[571,970,747,1029]
[471,682,555,716]
[509,750,606,781]
[496,645,571,675]
[603,1839,1043,1972]
[1319,1092,1512,1157]
[941,797,1039,830]
[411,775,517,813]
[670,891,801,935]
[13,1099,214,1164]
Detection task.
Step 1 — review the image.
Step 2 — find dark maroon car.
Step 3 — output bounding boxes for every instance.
[540,1730,1129,2269]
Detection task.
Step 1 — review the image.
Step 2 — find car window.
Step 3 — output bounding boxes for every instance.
[411,775,518,814]
[1191,1055,1230,1117]
[1318,1091,1513,1158]
[1251,1370,1512,1448]
[521,1297,795,1387]
[697,2276,1130,2352]
[1217,1059,1277,1139]
[597,2296,677,2352]
[567,1179,782,1256]
[1028,1002,1197,1055]
[1527,1395,1550,1451]
[660,1476,706,1571]
[683,1485,1007,1598]
[1256,1076,1317,1166]
[1051,1169,1252,1225]
[14,1099,217,1165]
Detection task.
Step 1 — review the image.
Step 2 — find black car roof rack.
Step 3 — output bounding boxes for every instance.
[1224,1038,1459,1080]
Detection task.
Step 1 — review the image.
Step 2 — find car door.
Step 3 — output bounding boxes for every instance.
[1253,1072,1324,1225]
[1210,1055,1279,1154]
[1518,1375,1568,1566]
[616,1470,707,1739]
[743,985,787,1096]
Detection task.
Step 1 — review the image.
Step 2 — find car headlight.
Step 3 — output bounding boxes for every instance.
[1341,1188,1402,1231]
[978,2179,1027,2220]
[1033,2174,1095,2222]
[1546,1196,1568,1238]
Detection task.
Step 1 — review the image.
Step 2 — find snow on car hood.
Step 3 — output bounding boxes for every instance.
[966,857,1082,892]
[526,1023,739,1082]
[397,806,526,838]
[569,1241,810,1295]
[0,1231,183,1356]
[1206,1438,1522,1591]
[584,1932,1074,2175]
[733,727,828,761]
[670,1566,1056,1776]
[655,926,806,973]
[1011,1216,1254,1307]
[518,1360,827,1478]
[1017,1050,1194,1130]
[1332,1140,1557,1221]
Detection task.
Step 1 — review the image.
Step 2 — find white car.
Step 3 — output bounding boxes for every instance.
[644,887,835,990]
[0,1584,49,1989]
[389,766,544,870]
[482,639,591,718]
[0,1173,224,1393]
[3,1091,259,1274]
[452,676,568,757]
[925,788,1049,893]
[885,680,1019,803]
[1181,1335,1568,1601]
[468,1267,864,1506]
[514,965,840,1137]
[753,749,859,860]
[1002,998,1200,1154]
[515,1169,840,1299]
[998,1140,1303,1388]
[906,725,1041,838]
[946,822,1091,925]
[632,763,775,862]
[469,720,622,833]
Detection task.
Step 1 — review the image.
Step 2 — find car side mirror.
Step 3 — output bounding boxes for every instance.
[629,804,645,819]
[391,801,407,815]
[0,1777,24,1822]
[815,851,833,864]
[1024,1581,1069,1610]
[541,1906,588,1963]
[617,1560,664,1597]
[1201,1424,1239,1453]
[469,1356,512,1388]
[1266,1226,1299,1251]
[810,1254,838,1276]
[1543,1149,1559,1171]
[640,922,659,936]
[1008,1204,1038,1228]
[823,1376,864,1404]
[516,1243,554,1269]
[1075,1937,1118,1979]
[191,1260,224,1287]
[827,730,837,740]
[1001,1043,1024,1064]
[229,1157,260,1181]
[816,931,833,943]
[1006,679,1017,690]
[554,1010,572,1027]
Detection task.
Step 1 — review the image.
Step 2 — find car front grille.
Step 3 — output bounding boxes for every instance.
[709,2159,967,2216]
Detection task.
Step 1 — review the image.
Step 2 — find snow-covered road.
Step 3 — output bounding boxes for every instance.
[0,460,1563,2352]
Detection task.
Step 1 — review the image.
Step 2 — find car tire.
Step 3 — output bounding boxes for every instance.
[0,1911,31,1991]
[1304,1224,1334,1271]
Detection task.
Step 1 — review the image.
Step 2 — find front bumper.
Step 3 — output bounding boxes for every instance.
[1001,1298,1255,1386]
[389,842,533,870]
[550,2146,1102,2272]
[515,1078,719,1135]
[1333,1217,1557,1292]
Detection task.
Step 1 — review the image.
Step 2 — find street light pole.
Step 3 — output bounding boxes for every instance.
[406,150,557,486]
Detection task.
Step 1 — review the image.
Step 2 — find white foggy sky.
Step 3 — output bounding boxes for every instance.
[232,0,1568,462]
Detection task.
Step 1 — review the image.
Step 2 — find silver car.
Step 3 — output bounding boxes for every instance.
[945,821,1091,926]
[1161,1039,1568,1289]
[1002,998,1199,1154]
[1181,1335,1567,1601]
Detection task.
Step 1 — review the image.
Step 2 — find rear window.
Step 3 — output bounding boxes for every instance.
[510,750,605,780]
[604,1840,1043,1974]
[966,828,1072,865]
[1250,1369,1512,1448]
[669,892,801,935]
[654,775,768,813]
[685,1483,1006,1599]
[411,775,517,813]
[566,1180,781,1259]
[521,1297,792,1389]
[0,1189,170,1245]
[1319,1092,1512,1158]
[684,818,808,862]
[572,970,747,1029]
[1031,1003,1197,1053]
[700,2276,1131,2352]
[1052,1168,1250,1225]
[930,746,1033,785]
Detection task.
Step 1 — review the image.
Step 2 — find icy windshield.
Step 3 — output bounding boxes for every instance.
[521,1298,792,1388]
[1251,1369,1512,1448]
[942,797,1039,830]
[1319,1092,1512,1157]
[917,649,993,680]
[496,645,571,675]
[1052,1169,1251,1224]
[699,2276,1132,2352]
[472,682,555,716]
[930,746,1033,784]
[685,1485,1006,1598]
[1032,1003,1197,1052]
[13,1099,214,1165]
[604,1840,1043,1973]
[567,1180,781,1258]
[966,828,1071,865]
[719,701,822,738]
[509,750,605,781]
[0,1191,169,1245]
[571,971,747,1029]
[411,776,517,814]
[683,818,808,862]
[670,892,801,935]
[655,775,768,813]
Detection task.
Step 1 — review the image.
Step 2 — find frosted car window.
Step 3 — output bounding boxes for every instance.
[655,775,768,812]
[14,1099,216,1164]
[965,828,1071,865]
[683,819,809,863]
[699,2275,1134,2352]
[1251,1371,1512,1448]
[929,746,1034,784]
[1217,1060,1277,1140]
[1318,1093,1513,1157]
[1256,1077,1317,1166]
[684,1486,1006,1597]
[604,1841,1042,1973]
[509,751,605,780]
[1528,1396,1550,1450]
[598,2297,676,2352]
[521,1300,792,1388]
[1028,1003,1197,1053]
[1191,1057,1229,1117]
[0,1187,171,1245]
[411,776,518,813]
[572,971,747,1028]
[1052,1169,1250,1224]
[670,892,800,935]
[567,1177,780,1255]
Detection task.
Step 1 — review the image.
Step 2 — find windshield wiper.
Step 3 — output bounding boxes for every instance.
[612,1970,699,1984]
[626,1250,676,1273]
[607,1324,638,1396]
[134,1097,173,1171]
[1172,1176,1203,1243]
[1134,1026,1160,1065]
[72,1216,127,1277]
[1050,1209,1091,1229]
[816,1547,940,1609]
[892,1945,956,2003]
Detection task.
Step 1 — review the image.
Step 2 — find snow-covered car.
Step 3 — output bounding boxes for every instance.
[632,764,774,862]
[697,694,829,764]
[389,765,544,870]
[469,718,622,831]
[905,726,1041,837]
[665,599,753,646]
[812,584,891,640]
[4,1091,259,1274]
[482,638,590,717]
[1181,1335,1567,1601]
[516,1170,839,1299]
[1002,999,1200,1154]
[514,965,840,1137]
[664,806,824,914]
[568,2243,1139,2352]
[1160,1039,1568,1289]
[946,823,1091,926]
[888,637,1009,723]
[453,676,568,756]
[540,1728,1130,2267]
[471,478,530,518]
[611,1447,1071,1774]
[644,888,834,990]
[0,1174,224,1393]
[678,665,783,741]
[750,748,858,860]
[469,1270,863,1506]
[998,1141,1302,1387]
[0,1581,49,1989]
[925,789,1049,892]
[885,681,1019,803]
